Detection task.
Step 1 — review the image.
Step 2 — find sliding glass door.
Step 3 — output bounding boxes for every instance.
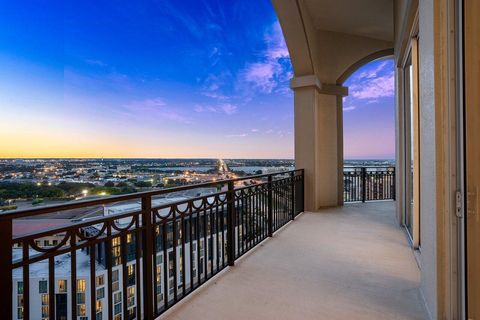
[403,38,420,248]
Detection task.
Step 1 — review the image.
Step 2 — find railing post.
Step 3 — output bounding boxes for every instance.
[0,219,12,320]
[361,167,367,203]
[141,195,154,319]
[226,181,236,266]
[290,172,295,220]
[301,169,305,212]
[267,175,273,237]
[392,168,396,201]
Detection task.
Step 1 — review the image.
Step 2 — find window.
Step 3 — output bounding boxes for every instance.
[17,306,23,320]
[76,278,87,317]
[112,270,120,292]
[114,292,122,315]
[77,293,86,304]
[156,265,162,296]
[96,300,103,313]
[17,281,23,294]
[127,264,136,286]
[17,293,23,320]
[168,252,174,278]
[114,302,122,315]
[112,269,119,282]
[127,286,135,307]
[58,280,67,293]
[77,279,86,292]
[41,294,49,318]
[114,292,122,304]
[126,233,136,262]
[39,280,48,294]
[114,315,122,320]
[112,237,122,266]
[96,275,104,287]
[127,307,136,320]
[77,304,86,317]
[96,287,105,300]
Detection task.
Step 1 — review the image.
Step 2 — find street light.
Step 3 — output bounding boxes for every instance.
[82,189,88,197]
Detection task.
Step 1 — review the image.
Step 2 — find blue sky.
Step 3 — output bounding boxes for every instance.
[0,0,394,159]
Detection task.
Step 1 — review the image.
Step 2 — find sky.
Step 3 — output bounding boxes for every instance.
[0,0,395,160]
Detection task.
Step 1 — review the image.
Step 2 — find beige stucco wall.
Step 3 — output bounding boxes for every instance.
[418,0,437,317]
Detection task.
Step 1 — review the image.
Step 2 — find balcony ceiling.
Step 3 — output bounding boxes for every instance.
[303,0,394,42]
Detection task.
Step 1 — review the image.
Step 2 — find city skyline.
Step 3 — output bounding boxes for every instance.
[0,0,395,160]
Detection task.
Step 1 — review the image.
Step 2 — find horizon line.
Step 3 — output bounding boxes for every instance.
[0,157,396,161]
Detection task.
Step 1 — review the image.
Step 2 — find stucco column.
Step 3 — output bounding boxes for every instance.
[291,75,347,211]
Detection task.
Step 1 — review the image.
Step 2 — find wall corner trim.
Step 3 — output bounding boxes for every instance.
[290,75,348,96]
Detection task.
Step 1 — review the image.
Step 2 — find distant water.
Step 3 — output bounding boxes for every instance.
[230,166,294,174]
[152,166,214,172]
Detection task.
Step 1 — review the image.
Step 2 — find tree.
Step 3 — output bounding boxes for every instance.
[104,181,115,187]
[134,181,152,188]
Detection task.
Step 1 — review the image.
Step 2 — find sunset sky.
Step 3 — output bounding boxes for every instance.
[0,0,395,159]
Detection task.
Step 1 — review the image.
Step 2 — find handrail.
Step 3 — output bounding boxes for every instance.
[0,169,303,220]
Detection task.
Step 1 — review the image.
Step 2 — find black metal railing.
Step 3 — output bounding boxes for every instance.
[0,169,304,320]
[343,167,395,202]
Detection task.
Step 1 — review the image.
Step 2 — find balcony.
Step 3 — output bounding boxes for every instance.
[0,168,425,320]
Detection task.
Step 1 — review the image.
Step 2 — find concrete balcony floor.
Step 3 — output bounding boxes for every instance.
[162,202,428,320]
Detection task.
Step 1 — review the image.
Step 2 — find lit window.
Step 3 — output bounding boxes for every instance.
[77,304,86,316]
[127,286,135,307]
[127,264,136,286]
[58,280,67,293]
[96,275,104,287]
[96,300,103,313]
[77,279,86,293]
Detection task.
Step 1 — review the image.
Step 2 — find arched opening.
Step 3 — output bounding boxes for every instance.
[339,53,396,203]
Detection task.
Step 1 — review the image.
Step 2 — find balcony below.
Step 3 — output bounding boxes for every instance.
[161,202,427,320]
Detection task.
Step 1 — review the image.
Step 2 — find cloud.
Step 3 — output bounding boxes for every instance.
[250,129,259,132]
[85,59,107,67]
[201,22,292,101]
[238,22,291,95]
[221,103,237,114]
[240,62,279,93]
[200,72,232,100]
[343,106,356,112]
[355,60,389,80]
[349,71,394,99]
[123,98,191,124]
[194,103,238,115]
[125,98,166,111]
[225,133,248,138]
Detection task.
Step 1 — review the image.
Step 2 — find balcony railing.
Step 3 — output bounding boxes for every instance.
[0,169,304,320]
[343,167,396,202]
